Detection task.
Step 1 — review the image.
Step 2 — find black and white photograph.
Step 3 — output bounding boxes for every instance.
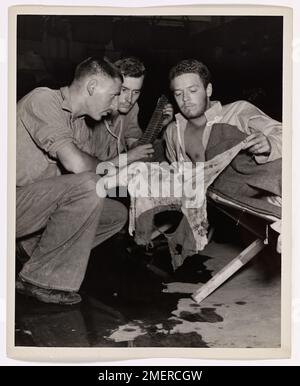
[7,5,292,360]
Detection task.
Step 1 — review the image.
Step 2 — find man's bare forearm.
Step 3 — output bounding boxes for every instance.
[74,152,99,173]
[57,142,100,174]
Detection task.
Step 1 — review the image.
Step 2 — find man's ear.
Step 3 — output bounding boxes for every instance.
[87,79,97,96]
[206,83,213,98]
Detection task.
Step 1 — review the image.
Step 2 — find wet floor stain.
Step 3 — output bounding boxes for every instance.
[15,283,221,347]
[171,254,213,284]
[15,228,281,348]
[172,298,224,322]
[106,322,147,342]
[161,319,179,331]
[190,303,201,308]
[15,238,219,348]
[179,309,223,323]
[104,312,210,347]
[133,297,223,344]
[178,311,206,323]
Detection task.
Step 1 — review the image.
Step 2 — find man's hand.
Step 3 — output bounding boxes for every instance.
[244,132,271,156]
[127,144,154,163]
[162,103,174,127]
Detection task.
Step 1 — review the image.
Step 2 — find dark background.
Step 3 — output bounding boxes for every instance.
[17,15,283,126]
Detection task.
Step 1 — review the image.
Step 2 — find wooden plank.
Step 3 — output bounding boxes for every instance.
[192,238,265,304]
[150,223,173,241]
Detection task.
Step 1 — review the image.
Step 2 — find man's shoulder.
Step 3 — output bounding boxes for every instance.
[26,86,59,98]
[222,100,256,111]
[165,120,178,140]
[166,120,177,129]
[18,87,61,108]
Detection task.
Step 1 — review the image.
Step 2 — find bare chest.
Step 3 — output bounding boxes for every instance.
[184,126,206,163]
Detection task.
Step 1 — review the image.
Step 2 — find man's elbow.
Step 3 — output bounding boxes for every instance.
[63,157,95,174]
[57,145,98,174]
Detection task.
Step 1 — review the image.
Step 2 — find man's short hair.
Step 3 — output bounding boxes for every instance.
[114,57,146,78]
[74,57,122,82]
[169,59,211,88]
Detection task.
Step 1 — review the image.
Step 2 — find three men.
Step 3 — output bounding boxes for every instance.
[16,56,282,306]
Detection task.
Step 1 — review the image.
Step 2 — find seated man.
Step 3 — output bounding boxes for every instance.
[162,59,282,264]
[92,57,173,169]
[16,57,128,305]
[165,59,281,165]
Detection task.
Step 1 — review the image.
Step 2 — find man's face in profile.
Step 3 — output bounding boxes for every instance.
[86,76,121,121]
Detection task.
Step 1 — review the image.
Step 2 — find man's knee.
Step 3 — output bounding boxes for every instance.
[74,172,99,191]
[71,172,103,204]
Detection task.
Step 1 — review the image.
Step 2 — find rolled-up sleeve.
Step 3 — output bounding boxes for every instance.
[234,101,282,163]
[20,90,73,158]
[247,113,282,163]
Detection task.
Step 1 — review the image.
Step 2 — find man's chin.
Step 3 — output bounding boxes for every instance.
[118,106,132,114]
[182,109,203,120]
[183,112,199,119]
